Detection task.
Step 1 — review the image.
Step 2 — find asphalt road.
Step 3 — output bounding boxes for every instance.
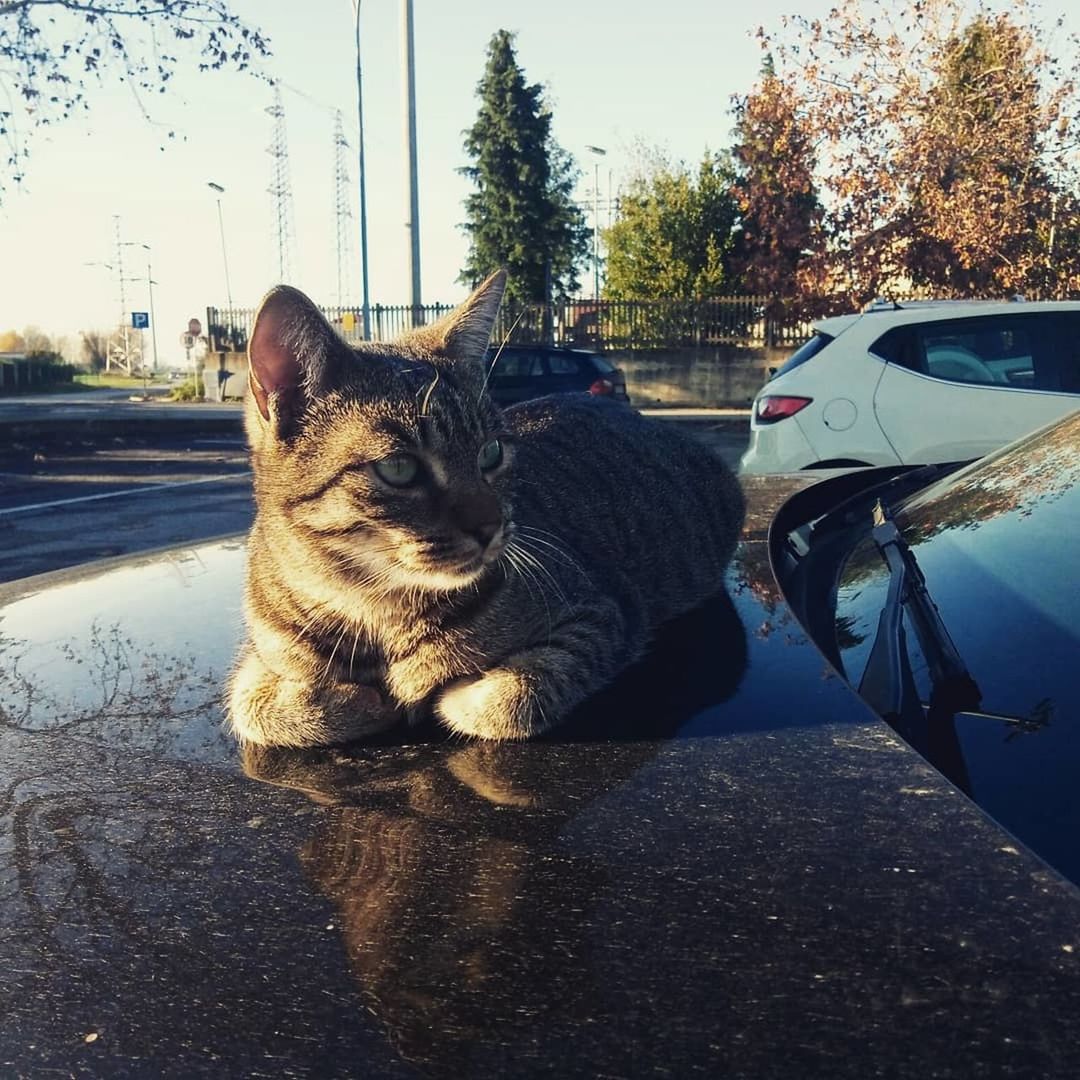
[0,416,749,584]
[0,432,254,583]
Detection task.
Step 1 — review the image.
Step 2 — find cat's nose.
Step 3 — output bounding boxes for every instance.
[468,519,501,548]
[450,490,503,550]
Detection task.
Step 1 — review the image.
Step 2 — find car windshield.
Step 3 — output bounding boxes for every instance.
[832,410,1080,882]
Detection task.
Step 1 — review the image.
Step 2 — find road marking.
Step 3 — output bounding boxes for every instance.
[0,472,252,517]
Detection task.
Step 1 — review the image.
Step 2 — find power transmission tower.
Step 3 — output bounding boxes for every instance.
[333,111,354,309]
[112,215,133,373]
[266,84,297,282]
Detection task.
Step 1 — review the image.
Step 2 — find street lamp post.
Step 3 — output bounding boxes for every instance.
[350,0,372,340]
[207,181,234,317]
[585,145,607,303]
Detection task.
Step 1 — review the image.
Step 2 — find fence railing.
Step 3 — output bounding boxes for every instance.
[205,295,822,355]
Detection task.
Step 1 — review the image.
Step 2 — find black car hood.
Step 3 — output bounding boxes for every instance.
[2,477,1080,1078]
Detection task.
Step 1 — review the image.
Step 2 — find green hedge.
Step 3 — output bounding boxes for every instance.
[0,354,75,395]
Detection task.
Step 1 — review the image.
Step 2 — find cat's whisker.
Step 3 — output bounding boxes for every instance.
[321,619,354,682]
[505,543,554,641]
[348,621,365,678]
[515,526,590,582]
[480,307,527,397]
[510,538,572,612]
[291,603,341,652]
[502,546,538,604]
[510,542,571,647]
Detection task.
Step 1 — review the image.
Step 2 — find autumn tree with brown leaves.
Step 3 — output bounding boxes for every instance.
[0,0,270,200]
[762,0,1080,304]
[730,57,825,312]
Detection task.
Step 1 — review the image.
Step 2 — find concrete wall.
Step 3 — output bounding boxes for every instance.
[212,352,249,400]
[214,344,799,409]
[612,346,796,408]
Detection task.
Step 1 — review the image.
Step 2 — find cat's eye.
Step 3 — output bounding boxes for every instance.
[372,454,420,487]
[478,439,503,471]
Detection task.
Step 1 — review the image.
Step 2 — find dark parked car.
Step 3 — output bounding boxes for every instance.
[2,412,1080,1076]
[484,344,628,405]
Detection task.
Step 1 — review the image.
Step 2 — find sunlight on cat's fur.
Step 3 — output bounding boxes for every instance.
[227,270,745,745]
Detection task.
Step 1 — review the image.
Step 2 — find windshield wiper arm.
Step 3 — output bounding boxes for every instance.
[857,499,981,758]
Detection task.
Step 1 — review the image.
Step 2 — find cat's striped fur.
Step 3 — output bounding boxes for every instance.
[227,271,745,745]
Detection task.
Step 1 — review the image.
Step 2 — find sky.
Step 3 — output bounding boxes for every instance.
[1,0,836,366]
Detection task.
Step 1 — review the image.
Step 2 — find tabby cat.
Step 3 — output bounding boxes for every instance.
[227,270,745,746]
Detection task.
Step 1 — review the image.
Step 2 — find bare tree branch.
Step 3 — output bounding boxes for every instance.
[0,0,270,199]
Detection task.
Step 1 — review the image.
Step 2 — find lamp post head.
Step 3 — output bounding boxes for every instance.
[207,181,226,194]
[585,144,607,157]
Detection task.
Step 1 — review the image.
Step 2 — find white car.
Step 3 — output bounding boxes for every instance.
[740,298,1080,474]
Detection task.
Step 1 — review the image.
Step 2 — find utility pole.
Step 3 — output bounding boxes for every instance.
[402,0,422,325]
[123,241,159,374]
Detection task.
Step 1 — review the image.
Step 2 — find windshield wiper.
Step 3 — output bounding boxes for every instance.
[857,499,1057,796]
[857,499,981,789]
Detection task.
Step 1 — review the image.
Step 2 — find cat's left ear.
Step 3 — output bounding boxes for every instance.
[422,269,507,366]
[248,285,341,435]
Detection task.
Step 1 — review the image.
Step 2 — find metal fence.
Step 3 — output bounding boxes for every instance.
[206,295,820,355]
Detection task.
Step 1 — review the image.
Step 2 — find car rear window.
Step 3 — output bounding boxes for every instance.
[588,354,617,374]
[772,333,832,379]
[492,351,543,377]
[547,353,580,375]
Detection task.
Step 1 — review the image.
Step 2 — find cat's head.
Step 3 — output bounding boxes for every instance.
[245,271,514,593]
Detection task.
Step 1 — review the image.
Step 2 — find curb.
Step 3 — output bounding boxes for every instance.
[641,411,751,427]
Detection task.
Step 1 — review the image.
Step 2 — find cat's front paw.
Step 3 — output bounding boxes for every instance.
[436,669,547,741]
[228,650,400,747]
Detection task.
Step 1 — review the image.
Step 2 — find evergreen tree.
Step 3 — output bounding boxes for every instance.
[459,30,589,303]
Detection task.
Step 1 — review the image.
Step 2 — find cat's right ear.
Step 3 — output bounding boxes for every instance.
[248,285,339,435]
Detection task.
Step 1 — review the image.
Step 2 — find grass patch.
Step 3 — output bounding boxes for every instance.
[75,373,154,390]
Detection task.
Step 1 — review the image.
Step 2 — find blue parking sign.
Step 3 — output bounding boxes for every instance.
[132,312,150,329]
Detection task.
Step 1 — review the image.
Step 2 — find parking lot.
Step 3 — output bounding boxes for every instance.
[0,416,749,583]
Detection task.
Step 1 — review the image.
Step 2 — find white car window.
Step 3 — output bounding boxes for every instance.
[920,326,1028,386]
[878,315,1064,392]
